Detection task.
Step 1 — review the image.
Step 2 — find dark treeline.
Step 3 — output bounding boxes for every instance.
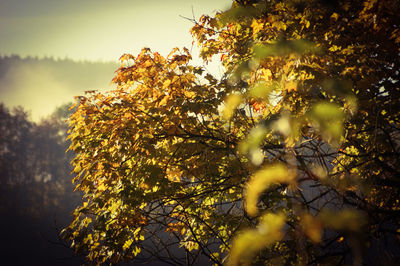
[0,103,84,265]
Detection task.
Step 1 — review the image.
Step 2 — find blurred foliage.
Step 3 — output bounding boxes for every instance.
[64,0,400,265]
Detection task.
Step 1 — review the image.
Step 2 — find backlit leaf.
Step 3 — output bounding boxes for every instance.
[245,163,296,217]
[222,94,242,120]
[228,212,286,265]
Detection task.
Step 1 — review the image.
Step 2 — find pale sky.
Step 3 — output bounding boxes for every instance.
[0,0,232,61]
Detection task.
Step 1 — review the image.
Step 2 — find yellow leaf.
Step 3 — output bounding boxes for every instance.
[142,60,153,68]
[184,90,196,99]
[272,21,287,31]
[163,79,171,89]
[170,61,178,69]
[123,238,133,251]
[285,80,297,92]
[301,214,322,243]
[330,13,339,22]
[245,163,296,217]
[167,47,180,59]
[222,94,242,120]
[228,212,286,265]
[263,68,272,80]
[251,19,264,35]
[138,182,150,190]
[68,102,78,110]
[97,181,106,192]
[159,95,170,106]
[132,246,141,256]
[329,45,342,52]
[73,164,82,173]
[166,168,182,182]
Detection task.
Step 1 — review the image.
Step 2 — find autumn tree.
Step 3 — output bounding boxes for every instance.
[63,0,400,265]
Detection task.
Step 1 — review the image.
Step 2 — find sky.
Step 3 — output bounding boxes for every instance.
[0,0,231,61]
[0,0,232,120]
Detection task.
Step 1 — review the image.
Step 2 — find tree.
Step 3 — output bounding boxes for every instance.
[63,0,400,265]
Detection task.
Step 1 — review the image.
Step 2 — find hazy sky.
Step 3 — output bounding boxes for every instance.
[0,0,231,61]
[0,0,231,121]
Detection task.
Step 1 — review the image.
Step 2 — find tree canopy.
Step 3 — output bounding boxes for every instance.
[62,0,400,265]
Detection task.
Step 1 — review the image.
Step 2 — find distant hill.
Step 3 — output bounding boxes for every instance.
[0,55,119,120]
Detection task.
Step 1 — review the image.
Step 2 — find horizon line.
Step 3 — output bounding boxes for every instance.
[0,53,120,64]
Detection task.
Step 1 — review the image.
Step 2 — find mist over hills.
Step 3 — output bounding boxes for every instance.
[0,55,119,120]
